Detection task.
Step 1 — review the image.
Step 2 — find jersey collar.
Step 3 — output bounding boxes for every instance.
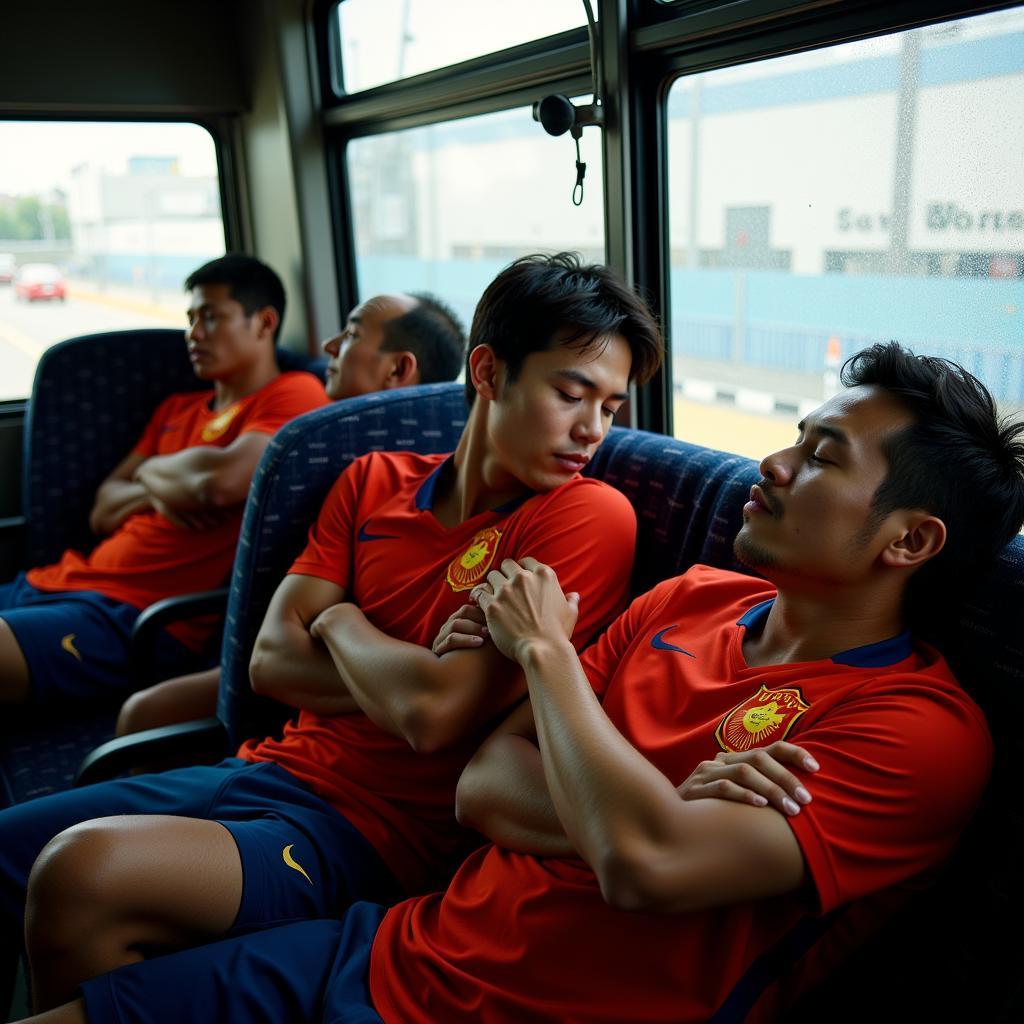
[737,598,913,668]
[415,456,534,515]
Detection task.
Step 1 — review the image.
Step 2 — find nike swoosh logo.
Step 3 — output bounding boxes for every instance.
[60,634,83,661]
[282,844,313,885]
[651,627,695,657]
[358,520,400,542]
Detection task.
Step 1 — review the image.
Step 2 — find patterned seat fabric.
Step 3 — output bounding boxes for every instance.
[0,331,325,807]
[22,329,206,568]
[583,427,759,594]
[216,382,469,747]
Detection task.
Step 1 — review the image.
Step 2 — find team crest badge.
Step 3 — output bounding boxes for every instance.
[200,404,243,441]
[715,685,810,753]
[446,527,503,592]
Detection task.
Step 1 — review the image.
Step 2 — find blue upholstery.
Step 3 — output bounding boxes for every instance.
[22,329,205,569]
[216,383,469,747]
[584,428,758,594]
[0,331,327,808]
[41,379,1024,1017]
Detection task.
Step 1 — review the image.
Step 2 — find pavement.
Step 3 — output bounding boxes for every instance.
[66,279,182,325]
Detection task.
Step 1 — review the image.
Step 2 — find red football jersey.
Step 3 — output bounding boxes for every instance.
[239,450,637,893]
[28,372,327,649]
[370,565,992,1024]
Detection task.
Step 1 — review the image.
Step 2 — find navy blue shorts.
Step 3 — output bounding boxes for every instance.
[0,760,400,944]
[0,572,193,702]
[81,902,385,1024]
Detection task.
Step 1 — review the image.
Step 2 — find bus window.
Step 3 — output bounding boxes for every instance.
[337,0,592,94]
[666,7,1024,458]
[0,121,225,402]
[347,103,605,329]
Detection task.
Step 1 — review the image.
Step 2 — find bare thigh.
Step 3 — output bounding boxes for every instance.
[27,813,244,948]
[0,618,30,703]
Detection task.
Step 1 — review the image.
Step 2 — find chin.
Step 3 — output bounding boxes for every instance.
[733,532,778,572]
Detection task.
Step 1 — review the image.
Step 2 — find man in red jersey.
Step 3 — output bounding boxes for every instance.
[0,253,663,1016]
[111,289,467,737]
[16,343,1021,1024]
[0,254,327,707]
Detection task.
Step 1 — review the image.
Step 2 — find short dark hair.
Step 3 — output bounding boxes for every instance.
[464,252,663,405]
[185,254,286,342]
[381,292,466,384]
[843,341,1024,599]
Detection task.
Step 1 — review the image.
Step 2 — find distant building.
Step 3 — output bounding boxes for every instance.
[68,157,223,289]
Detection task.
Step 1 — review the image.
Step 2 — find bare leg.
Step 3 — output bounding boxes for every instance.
[0,618,30,703]
[26,815,242,1012]
[13,998,87,1024]
[116,668,221,735]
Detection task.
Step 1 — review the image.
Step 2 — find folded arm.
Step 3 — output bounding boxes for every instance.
[89,452,152,535]
[248,574,361,717]
[309,601,524,754]
[477,559,807,913]
[456,698,575,856]
[133,431,272,518]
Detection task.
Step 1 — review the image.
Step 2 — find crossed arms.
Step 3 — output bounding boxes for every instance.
[463,559,810,913]
[89,433,272,534]
[252,555,813,914]
[248,574,524,754]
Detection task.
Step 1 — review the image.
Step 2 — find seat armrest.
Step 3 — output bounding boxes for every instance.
[75,717,228,787]
[129,587,229,684]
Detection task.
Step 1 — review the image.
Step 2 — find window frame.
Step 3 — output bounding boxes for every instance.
[314,0,1024,434]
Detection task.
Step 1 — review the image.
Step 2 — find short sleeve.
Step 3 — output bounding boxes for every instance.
[511,479,636,654]
[238,372,328,436]
[787,681,992,912]
[287,455,371,590]
[131,394,179,457]
[578,575,682,699]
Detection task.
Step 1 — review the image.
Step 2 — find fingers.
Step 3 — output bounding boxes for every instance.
[681,745,819,816]
[433,630,488,654]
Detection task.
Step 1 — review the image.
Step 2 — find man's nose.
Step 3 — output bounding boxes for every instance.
[758,449,794,486]
[572,404,604,444]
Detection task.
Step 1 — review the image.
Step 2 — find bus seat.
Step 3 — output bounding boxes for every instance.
[75,382,471,779]
[71,402,1022,1020]
[0,330,328,808]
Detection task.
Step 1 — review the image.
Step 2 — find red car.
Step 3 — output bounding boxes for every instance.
[14,263,67,302]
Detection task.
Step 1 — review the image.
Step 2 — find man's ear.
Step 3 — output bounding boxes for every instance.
[880,512,946,570]
[468,344,500,401]
[384,351,419,389]
[255,305,279,343]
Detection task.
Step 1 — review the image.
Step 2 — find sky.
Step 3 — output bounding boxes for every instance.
[0,121,219,197]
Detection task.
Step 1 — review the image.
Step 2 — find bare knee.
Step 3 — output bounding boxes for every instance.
[116,670,220,736]
[116,688,155,736]
[26,821,125,956]
[0,618,31,704]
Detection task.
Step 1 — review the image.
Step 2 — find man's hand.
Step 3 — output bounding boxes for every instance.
[432,603,489,655]
[678,742,819,816]
[472,558,580,664]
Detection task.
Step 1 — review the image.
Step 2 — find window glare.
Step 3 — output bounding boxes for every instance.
[338,0,591,93]
[347,105,605,331]
[0,121,224,401]
[667,8,1024,458]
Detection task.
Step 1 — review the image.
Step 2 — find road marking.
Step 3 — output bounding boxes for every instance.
[0,316,45,358]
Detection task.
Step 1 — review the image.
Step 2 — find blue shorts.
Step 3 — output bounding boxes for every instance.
[81,903,385,1024]
[0,572,194,702]
[0,760,400,943]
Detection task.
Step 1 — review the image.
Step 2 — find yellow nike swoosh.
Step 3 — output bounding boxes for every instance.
[282,844,313,885]
[60,634,82,661]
